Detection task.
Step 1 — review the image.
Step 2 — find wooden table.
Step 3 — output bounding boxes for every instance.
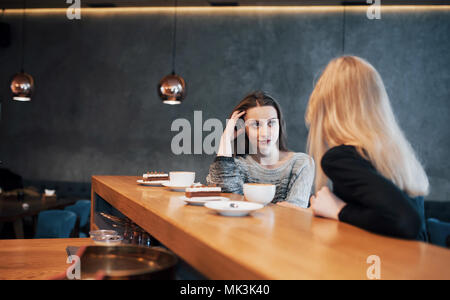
[91,176,450,280]
[0,194,77,238]
[0,238,92,280]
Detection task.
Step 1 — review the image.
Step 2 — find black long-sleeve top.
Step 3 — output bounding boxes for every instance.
[321,145,427,241]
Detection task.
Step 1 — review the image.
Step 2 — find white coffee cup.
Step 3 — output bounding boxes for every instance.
[45,189,56,196]
[169,171,195,187]
[243,183,276,205]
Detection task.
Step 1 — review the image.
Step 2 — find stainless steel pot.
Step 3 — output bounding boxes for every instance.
[78,245,178,280]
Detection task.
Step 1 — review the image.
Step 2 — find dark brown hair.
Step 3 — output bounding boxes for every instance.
[230,91,289,156]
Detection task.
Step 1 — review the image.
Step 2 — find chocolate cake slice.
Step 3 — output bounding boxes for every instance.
[185,185,222,198]
[142,171,169,182]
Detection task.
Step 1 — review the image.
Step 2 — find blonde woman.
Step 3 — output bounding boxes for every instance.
[305,56,429,240]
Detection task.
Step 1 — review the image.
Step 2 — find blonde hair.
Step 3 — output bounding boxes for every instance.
[305,56,429,197]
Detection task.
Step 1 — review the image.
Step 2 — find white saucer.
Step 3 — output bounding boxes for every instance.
[180,196,229,206]
[137,179,169,186]
[204,201,264,217]
[162,182,192,192]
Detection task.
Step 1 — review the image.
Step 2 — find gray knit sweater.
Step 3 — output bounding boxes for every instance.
[206,153,315,208]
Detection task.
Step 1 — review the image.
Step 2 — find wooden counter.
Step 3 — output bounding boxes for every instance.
[0,238,92,280]
[91,175,450,280]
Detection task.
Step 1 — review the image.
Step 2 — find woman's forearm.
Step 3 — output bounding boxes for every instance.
[285,157,315,208]
[217,135,232,157]
[206,157,244,194]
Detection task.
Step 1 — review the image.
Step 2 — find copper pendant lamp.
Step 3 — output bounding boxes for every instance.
[158,0,186,105]
[10,0,34,102]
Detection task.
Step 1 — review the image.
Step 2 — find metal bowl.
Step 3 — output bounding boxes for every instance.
[78,245,178,280]
[91,234,124,246]
[89,230,118,237]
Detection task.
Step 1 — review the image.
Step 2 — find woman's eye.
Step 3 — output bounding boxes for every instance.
[268,120,277,126]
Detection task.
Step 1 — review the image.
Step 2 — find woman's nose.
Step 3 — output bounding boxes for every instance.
[259,123,269,138]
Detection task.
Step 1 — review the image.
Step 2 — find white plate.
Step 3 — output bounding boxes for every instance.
[204,201,264,217]
[180,196,229,206]
[137,179,169,186]
[162,182,192,192]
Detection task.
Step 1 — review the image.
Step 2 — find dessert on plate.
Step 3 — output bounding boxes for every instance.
[185,184,222,198]
[142,171,169,182]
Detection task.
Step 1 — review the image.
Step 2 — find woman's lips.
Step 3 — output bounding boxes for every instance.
[258,139,271,145]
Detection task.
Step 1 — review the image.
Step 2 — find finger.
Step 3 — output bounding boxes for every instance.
[236,111,246,117]
[235,128,245,137]
[227,112,240,127]
[232,111,245,120]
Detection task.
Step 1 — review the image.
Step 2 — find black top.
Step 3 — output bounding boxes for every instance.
[321,145,427,241]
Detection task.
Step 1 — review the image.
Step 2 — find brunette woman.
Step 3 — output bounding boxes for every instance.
[207,91,314,208]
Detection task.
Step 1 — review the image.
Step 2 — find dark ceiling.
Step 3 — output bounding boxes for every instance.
[1,0,450,9]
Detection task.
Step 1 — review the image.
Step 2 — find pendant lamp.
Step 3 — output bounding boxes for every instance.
[10,0,34,102]
[158,0,186,105]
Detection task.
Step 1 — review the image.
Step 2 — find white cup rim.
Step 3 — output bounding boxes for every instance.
[244,183,275,187]
[170,171,195,174]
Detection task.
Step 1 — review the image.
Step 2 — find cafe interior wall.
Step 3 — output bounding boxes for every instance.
[0,7,449,201]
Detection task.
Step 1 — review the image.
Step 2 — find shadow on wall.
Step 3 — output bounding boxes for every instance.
[428,176,450,203]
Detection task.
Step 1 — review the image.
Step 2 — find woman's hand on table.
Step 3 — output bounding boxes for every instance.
[310,186,346,220]
[276,201,313,214]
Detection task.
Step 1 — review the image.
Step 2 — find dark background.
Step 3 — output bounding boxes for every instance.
[0,7,449,201]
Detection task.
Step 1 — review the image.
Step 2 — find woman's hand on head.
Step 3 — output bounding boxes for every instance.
[217,110,246,157]
[310,186,346,220]
[225,110,246,141]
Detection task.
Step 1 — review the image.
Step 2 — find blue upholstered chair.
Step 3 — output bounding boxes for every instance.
[64,200,91,238]
[35,210,77,239]
[427,218,450,248]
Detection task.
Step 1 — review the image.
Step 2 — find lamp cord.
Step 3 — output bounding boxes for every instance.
[20,0,27,72]
[342,5,346,54]
[171,0,178,74]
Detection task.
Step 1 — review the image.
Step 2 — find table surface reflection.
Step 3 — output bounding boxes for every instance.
[91,176,450,280]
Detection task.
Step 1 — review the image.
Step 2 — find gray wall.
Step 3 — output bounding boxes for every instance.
[0,8,449,201]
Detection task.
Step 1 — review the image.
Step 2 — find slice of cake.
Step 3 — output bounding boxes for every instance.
[142,171,169,182]
[185,184,222,198]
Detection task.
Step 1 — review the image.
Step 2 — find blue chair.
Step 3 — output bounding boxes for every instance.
[427,218,450,248]
[35,210,77,239]
[64,200,91,238]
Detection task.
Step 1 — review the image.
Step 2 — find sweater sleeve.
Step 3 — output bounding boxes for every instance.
[285,156,315,208]
[206,156,245,194]
[321,146,422,239]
